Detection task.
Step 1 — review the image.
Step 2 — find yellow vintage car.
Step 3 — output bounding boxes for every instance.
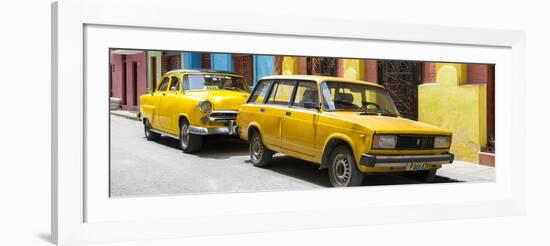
[236,75,454,187]
[140,69,250,153]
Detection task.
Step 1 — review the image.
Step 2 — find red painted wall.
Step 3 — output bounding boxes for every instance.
[422,62,436,83]
[364,60,378,83]
[467,64,490,84]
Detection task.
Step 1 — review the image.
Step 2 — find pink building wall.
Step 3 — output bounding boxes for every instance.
[110,52,148,111]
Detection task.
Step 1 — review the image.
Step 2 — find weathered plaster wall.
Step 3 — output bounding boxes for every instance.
[418,63,487,162]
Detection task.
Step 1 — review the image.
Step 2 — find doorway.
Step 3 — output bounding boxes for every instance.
[377,60,423,120]
[121,59,127,105]
[131,62,138,106]
[233,54,253,86]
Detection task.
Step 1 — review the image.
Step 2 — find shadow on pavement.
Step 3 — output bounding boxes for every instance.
[263,155,462,187]
[150,135,249,159]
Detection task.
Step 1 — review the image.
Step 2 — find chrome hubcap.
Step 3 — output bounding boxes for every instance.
[144,121,150,137]
[251,137,263,162]
[333,154,351,185]
[180,123,190,148]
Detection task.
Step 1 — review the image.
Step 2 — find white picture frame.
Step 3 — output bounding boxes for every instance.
[52,0,526,245]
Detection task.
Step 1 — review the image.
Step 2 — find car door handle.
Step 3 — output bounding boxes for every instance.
[285,111,291,116]
[260,108,265,112]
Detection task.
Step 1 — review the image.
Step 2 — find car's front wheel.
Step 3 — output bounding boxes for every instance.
[249,131,273,167]
[179,120,203,153]
[143,118,160,141]
[328,146,364,187]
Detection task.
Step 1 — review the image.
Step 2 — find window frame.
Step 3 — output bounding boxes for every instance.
[247,79,273,104]
[168,75,181,92]
[156,76,171,92]
[289,80,320,110]
[265,79,297,107]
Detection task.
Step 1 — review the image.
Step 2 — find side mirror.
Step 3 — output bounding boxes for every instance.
[303,102,320,110]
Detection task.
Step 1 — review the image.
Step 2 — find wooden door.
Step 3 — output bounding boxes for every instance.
[233,54,254,86]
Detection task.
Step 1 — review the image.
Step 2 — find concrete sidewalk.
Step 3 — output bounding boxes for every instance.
[438,160,495,182]
[110,110,140,121]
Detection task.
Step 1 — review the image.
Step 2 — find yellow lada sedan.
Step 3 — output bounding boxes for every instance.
[140,69,250,153]
[236,75,454,187]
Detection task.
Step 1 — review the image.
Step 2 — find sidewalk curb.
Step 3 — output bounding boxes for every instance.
[110,110,141,121]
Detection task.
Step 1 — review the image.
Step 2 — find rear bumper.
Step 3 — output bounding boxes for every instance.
[359,153,454,168]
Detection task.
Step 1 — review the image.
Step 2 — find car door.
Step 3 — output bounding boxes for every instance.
[281,80,319,157]
[240,79,273,137]
[150,76,170,129]
[159,75,181,133]
[260,80,296,147]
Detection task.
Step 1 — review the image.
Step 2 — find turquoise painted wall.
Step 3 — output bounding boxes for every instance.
[183,52,203,69]
[211,53,233,71]
[253,55,275,85]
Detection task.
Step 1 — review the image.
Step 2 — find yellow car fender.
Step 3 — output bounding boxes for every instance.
[177,113,191,128]
[319,133,357,168]
[244,121,262,142]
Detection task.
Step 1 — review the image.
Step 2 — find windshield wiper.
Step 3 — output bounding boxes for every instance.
[224,87,247,93]
[359,108,399,117]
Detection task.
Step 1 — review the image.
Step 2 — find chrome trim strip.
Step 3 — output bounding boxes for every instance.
[151,123,237,137]
[150,128,179,140]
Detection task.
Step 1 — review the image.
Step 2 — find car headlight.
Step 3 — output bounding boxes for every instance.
[198,100,212,113]
[434,136,451,149]
[372,135,397,149]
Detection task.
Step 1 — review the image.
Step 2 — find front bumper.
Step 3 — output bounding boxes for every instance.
[188,120,238,135]
[359,153,454,168]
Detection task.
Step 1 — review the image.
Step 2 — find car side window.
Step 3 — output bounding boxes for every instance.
[292,81,319,109]
[267,80,295,106]
[248,80,272,104]
[157,77,170,92]
[169,76,180,92]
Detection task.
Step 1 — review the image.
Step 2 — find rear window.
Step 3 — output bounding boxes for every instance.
[248,80,272,104]
[266,80,295,106]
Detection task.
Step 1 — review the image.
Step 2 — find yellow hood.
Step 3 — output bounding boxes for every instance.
[184,90,250,111]
[326,111,451,135]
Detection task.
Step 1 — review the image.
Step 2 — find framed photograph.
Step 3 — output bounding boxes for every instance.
[52,0,525,245]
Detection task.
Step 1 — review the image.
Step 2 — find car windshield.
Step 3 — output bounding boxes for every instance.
[183,74,248,92]
[321,81,400,116]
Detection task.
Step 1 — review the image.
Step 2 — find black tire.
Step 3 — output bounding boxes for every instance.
[405,169,437,183]
[143,118,160,141]
[328,145,364,187]
[179,119,203,153]
[249,131,273,167]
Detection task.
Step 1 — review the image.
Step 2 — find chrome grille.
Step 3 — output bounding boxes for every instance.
[209,111,238,121]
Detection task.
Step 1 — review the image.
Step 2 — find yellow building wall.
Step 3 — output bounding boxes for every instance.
[418,63,487,163]
[281,56,299,75]
[342,59,365,80]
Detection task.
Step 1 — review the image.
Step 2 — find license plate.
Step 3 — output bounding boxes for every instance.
[405,162,431,171]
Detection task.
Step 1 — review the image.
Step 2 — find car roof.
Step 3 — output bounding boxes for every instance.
[258,75,383,88]
[165,69,244,77]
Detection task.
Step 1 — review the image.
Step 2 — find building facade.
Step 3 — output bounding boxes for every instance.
[110,50,495,164]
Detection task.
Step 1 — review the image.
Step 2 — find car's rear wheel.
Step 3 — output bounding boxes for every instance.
[179,120,203,153]
[249,131,273,167]
[328,146,364,187]
[405,169,437,183]
[143,118,160,141]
